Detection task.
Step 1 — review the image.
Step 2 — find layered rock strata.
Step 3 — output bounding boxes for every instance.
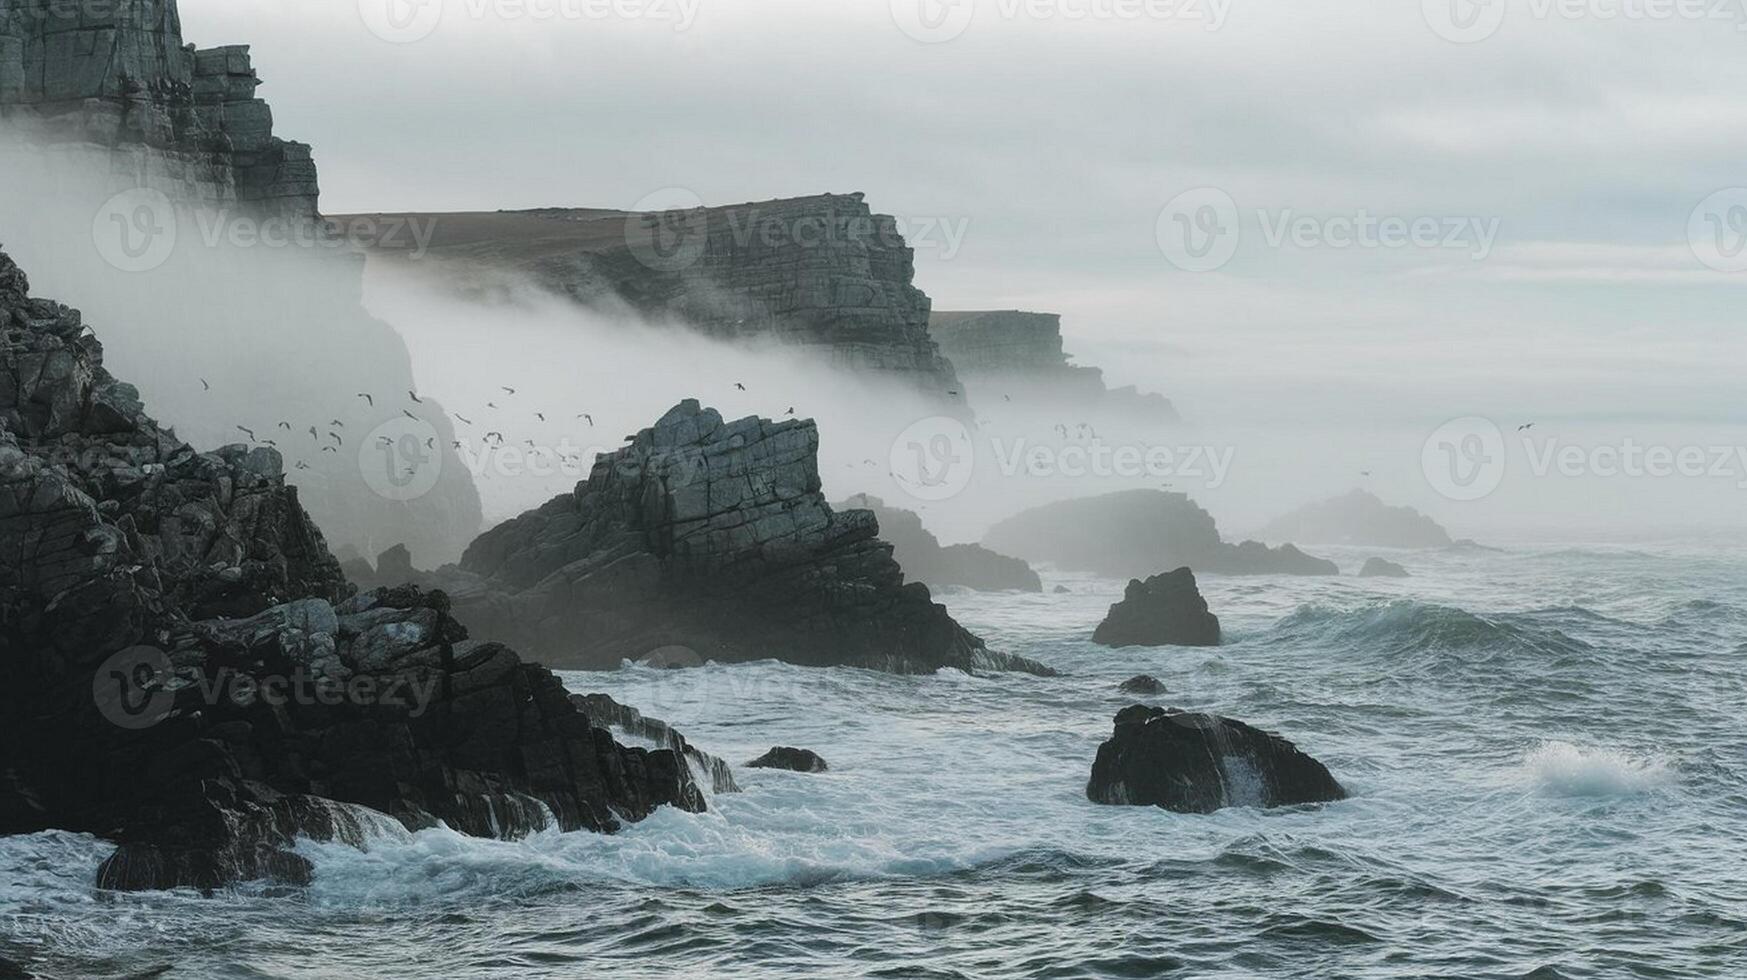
[428,401,1055,676]
[929,310,1176,419]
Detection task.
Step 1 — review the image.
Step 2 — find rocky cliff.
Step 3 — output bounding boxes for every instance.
[424,401,1054,675]
[0,247,699,891]
[0,0,316,221]
[0,0,485,565]
[348,195,965,397]
[984,490,1339,579]
[929,310,1176,419]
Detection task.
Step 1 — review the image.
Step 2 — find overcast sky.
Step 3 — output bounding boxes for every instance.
[170,0,1747,532]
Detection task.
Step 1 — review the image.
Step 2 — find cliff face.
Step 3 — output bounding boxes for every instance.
[0,0,485,565]
[0,0,317,221]
[929,310,1177,420]
[0,246,700,891]
[426,400,1055,675]
[350,194,965,396]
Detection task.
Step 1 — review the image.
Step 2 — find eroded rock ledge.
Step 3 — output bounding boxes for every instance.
[429,401,1055,676]
[0,247,698,891]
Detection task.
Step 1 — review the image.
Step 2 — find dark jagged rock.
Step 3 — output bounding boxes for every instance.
[1118,674,1166,695]
[1093,568,1220,648]
[929,310,1177,420]
[1359,557,1411,578]
[1086,706,1348,813]
[345,195,964,398]
[985,490,1338,580]
[0,0,486,566]
[747,747,829,773]
[838,494,1041,593]
[0,247,699,891]
[427,400,1055,676]
[1259,489,1452,549]
[571,693,740,794]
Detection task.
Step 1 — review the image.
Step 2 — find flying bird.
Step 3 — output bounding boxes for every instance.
[402,410,417,420]
[501,386,517,395]
[357,393,373,406]
[425,437,435,450]
[786,407,795,415]
[408,390,422,403]
[295,461,310,470]
[536,413,546,422]
[1518,422,1535,431]
[328,432,342,445]
[262,439,277,447]
[277,421,291,430]
[734,383,746,391]
[321,446,337,454]
[455,414,473,425]
[236,426,255,440]
[200,379,211,391]
[579,414,594,426]
[330,420,345,428]
[308,426,319,440]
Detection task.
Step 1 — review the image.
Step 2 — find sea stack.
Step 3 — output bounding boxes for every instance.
[1093,568,1221,648]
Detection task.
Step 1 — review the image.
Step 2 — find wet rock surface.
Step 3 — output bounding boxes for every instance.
[747,747,829,773]
[571,692,740,794]
[1093,568,1221,648]
[429,400,1055,676]
[1086,705,1348,813]
[0,247,700,891]
[1117,674,1167,695]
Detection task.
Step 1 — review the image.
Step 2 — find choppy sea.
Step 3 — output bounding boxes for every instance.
[4,542,1745,978]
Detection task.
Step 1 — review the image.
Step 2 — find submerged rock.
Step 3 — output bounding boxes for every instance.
[1359,557,1411,578]
[747,747,829,773]
[985,490,1338,579]
[1086,706,1347,813]
[431,400,1054,676]
[0,247,700,891]
[838,494,1041,592]
[1118,674,1167,695]
[1093,568,1220,648]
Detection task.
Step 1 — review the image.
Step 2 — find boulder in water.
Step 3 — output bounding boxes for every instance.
[1359,557,1411,578]
[1086,705,1347,813]
[747,747,829,773]
[1093,568,1220,648]
[1118,674,1166,695]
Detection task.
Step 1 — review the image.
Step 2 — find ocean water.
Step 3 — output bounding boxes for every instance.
[4,543,1746,979]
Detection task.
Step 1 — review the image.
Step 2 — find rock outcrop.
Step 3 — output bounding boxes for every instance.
[1,0,317,221]
[0,247,699,891]
[1258,490,1452,549]
[348,196,964,397]
[1359,557,1411,578]
[838,494,1041,593]
[1118,674,1166,695]
[570,692,740,794]
[0,0,486,566]
[1086,706,1348,813]
[984,490,1339,579]
[747,747,829,773]
[1092,568,1220,648]
[929,310,1176,420]
[427,401,1054,676]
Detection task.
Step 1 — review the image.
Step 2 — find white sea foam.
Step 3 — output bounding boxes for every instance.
[1521,741,1673,798]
